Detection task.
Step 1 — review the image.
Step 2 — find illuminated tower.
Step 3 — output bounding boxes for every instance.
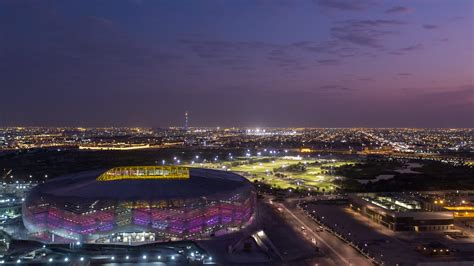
[184,111,189,132]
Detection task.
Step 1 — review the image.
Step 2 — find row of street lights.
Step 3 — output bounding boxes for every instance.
[297,203,384,265]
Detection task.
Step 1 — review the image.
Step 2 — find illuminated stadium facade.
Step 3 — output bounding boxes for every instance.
[23,167,256,244]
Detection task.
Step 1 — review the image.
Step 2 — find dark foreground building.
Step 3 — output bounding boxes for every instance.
[23,167,256,243]
[349,193,454,232]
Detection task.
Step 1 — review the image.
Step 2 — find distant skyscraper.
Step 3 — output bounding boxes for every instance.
[184,111,189,132]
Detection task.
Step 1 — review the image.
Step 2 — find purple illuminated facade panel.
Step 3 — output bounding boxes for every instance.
[23,174,256,243]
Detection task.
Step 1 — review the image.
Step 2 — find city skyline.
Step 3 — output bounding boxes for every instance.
[0,0,473,128]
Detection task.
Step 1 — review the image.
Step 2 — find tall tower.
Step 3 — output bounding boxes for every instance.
[184,111,189,132]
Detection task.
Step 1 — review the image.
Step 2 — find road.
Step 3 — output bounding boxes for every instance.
[271,198,372,266]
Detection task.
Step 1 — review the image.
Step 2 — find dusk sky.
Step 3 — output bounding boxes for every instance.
[0,0,473,128]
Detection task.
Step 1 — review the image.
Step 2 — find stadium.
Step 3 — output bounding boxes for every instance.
[22,166,256,244]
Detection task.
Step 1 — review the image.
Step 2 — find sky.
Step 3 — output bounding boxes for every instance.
[0,0,473,128]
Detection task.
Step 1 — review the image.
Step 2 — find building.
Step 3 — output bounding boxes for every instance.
[0,195,22,225]
[184,111,189,132]
[420,191,474,218]
[23,167,256,244]
[349,193,454,232]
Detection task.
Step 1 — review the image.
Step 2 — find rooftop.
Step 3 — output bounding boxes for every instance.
[28,168,252,201]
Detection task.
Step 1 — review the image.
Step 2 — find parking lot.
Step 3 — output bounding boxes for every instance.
[302,201,474,265]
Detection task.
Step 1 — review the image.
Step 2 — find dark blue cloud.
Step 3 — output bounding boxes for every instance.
[316,0,371,11]
[317,59,339,65]
[329,20,406,48]
[385,6,411,14]
[319,85,354,91]
[422,24,439,30]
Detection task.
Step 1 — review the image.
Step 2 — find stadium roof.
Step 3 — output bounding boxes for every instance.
[31,168,251,201]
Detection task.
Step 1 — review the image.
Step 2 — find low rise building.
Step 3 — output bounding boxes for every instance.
[349,193,454,232]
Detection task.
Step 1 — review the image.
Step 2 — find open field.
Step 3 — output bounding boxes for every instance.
[186,157,354,191]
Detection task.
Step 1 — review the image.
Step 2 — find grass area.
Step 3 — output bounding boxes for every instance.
[334,160,404,180]
[185,156,354,191]
[332,159,474,191]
